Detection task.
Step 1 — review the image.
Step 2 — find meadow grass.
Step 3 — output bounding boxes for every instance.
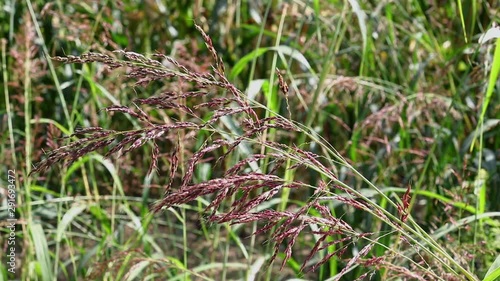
[1,1,499,281]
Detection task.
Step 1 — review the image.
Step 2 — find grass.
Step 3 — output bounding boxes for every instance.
[1,1,499,280]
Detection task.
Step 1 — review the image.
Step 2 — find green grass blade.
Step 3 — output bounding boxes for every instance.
[56,204,87,242]
[483,254,500,281]
[470,37,500,151]
[456,0,468,43]
[30,224,54,281]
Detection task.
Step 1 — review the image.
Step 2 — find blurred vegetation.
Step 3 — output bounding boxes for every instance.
[0,0,499,280]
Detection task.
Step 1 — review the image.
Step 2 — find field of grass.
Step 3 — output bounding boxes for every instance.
[1,1,499,280]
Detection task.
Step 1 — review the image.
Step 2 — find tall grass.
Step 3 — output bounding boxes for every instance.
[1,1,499,281]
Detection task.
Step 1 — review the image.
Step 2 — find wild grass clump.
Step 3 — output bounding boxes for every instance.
[28,24,484,281]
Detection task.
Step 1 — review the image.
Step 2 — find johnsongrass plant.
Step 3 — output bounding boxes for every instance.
[27,25,495,281]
